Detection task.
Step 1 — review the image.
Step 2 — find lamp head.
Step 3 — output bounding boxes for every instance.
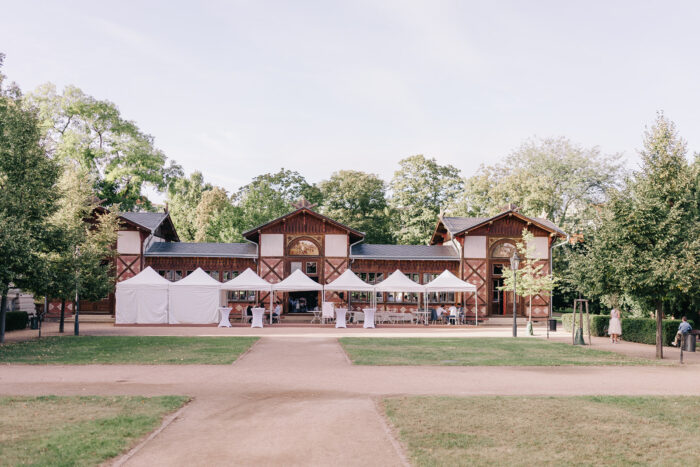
[510,251,521,270]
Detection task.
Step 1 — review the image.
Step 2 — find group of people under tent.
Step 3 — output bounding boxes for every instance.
[430,304,467,325]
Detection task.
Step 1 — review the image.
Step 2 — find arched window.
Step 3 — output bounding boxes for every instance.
[288,238,320,256]
[491,241,516,258]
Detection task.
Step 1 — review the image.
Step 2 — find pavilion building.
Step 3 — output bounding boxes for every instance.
[55,204,565,321]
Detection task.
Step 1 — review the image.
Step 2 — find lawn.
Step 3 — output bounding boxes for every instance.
[384,396,700,466]
[0,336,259,364]
[339,337,657,366]
[0,395,188,466]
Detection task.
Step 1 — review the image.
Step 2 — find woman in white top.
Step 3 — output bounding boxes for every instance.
[608,308,622,343]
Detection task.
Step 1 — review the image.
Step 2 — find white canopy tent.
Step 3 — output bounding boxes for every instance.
[115,266,170,324]
[324,269,376,315]
[272,269,324,292]
[374,270,425,309]
[168,268,221,324]
[423,269,479,325]
[220,268,274,323]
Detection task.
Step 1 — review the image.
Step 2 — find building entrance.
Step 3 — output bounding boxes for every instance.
[288,291,319,313]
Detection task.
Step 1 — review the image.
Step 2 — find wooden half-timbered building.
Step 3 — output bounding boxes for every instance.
[59,203,565,320]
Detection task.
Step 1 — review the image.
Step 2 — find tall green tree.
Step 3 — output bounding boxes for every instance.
[319,170,394,243]
[0,56,61,342]
[450,137,622,232]
[47,164,119,335]
[167,171,213,241]
[25,83,181,211]
[234,169,322,229]
[194,187,232,242]
[571,114,700,358]
[389,155,463,245]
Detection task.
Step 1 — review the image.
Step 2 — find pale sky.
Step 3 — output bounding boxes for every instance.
[2,0,699,196]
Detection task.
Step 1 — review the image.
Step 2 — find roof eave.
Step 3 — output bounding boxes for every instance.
[350,255,460,261]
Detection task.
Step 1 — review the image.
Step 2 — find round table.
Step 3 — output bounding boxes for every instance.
[335,309,347,328]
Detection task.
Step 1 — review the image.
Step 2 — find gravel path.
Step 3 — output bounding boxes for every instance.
[3,326,700,466]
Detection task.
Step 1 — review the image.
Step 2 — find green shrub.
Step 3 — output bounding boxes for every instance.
[621,318,693,346]
[557,308,575,314]
[561,314,609,337]
[5,311,29,331]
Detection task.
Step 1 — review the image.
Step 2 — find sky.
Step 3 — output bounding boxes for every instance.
[2,0,700,197]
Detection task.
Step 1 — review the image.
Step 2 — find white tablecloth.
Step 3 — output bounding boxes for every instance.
[363,308,376,328]
[251,307,265,328]
[218,307,232,327]
[335,308,347,328]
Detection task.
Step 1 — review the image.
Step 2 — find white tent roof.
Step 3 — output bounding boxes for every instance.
[424,269,477,292]
[220,268,272,291]
[374,269,425,293]
[272,269,323,291]
[324,269,375,292]
[117,266,170,289]
[170,267,220,288]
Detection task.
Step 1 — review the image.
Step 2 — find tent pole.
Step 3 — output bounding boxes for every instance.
[270,288,273,324]
[475,292,478,326]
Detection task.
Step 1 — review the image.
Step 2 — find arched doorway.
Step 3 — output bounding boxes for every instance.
[285,236,322,313]
[489,240,521,316]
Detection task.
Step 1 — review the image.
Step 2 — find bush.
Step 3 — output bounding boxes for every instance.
[5,311,28,331]
[561,314,609,337]
[621,318,693,346]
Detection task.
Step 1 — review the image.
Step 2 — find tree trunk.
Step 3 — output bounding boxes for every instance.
[655,300,663,359]
[74,291,79,336]
[59,299,65,333]
[0,289,7,344]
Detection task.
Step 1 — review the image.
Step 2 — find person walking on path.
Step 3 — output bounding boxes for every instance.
[608,308,622,343]
[671,316,692,347]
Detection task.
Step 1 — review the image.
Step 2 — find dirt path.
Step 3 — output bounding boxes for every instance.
[3,332,700,465]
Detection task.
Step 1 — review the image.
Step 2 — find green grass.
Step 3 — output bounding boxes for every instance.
[0,395,188,466]
[385,396,700,466]
[0,336,258,364]
[339,337,659,366]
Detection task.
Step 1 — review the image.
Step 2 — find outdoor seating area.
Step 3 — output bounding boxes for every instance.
[115,266,479,328]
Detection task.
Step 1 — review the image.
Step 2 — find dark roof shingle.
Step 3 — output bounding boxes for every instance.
[351,244,459,260]
[120,212,168,232]
[145,242,257,258]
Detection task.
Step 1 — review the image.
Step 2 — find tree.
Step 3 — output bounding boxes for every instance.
[571,114,700,358]
[25,83,181,211]
[167,171,213,242]
[501,229,556,335]
[234,169,322,229]
[194,187,232,242]
[47,164,119,335]
[0,56,61,342]
[389,155,463,244]
[450,137,622,233]
[318,170,394,243]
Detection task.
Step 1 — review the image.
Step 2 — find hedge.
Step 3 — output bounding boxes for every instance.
[4,311,29,331]
[621,318,693,346]
[562,314,692,346]
[561,314,609,337]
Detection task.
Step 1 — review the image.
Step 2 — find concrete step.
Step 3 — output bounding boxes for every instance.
[63,315,115,324]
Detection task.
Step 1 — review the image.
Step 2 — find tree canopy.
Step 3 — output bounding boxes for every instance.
[25,83,181,211]
[390,155,463,245]
[318,170,393,244]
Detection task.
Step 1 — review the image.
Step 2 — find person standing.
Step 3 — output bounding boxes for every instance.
[608,307,622,343]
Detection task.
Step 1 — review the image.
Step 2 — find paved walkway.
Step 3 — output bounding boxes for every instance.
[3,325,700,465]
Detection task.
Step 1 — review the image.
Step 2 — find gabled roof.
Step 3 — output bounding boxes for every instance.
[241,208,365,244]
[119,212,179,242]
[351,244,460,261]
[431,209,566,244]
[145,242,257,258]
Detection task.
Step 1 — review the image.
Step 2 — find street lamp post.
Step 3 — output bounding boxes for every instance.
[510,251,521,338]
